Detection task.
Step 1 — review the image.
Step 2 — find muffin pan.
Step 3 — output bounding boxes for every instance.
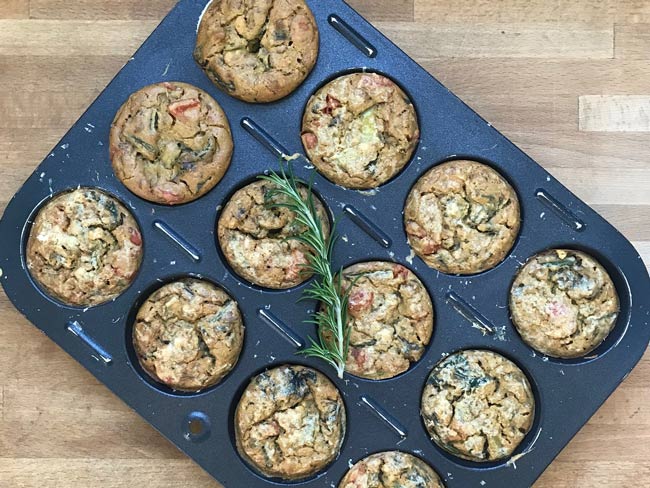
[1,0,649,486]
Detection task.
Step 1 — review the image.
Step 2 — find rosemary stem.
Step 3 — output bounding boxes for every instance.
[259,163,350,378]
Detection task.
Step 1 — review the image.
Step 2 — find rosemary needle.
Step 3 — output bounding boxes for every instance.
[259,163,351,378]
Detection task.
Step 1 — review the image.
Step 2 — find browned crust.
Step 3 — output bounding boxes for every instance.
[421,350,535,462]
[302,73,419,189]
[339,451,444,488]
[217,180,330,289]
[133,278,244,391]
[339,261,434,380]
[26,188,143,307]
[195,0,319,103]
[110,82,233,205]
[235,365,346,480]
[510,249,619,358]
[404,160,520,274]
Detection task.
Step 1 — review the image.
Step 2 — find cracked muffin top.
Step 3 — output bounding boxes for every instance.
[217,180,330,289]
[26,188,143,307]
[510,249,619,358]
[404,160,520,275]
[421,350,535,462]
[339,451,444,488]
[336,261,434,380]
[110,82,233,205]
[302,73,419,189]
[195,0,319,103]
[133,278,244,391]
[235,364,346,480]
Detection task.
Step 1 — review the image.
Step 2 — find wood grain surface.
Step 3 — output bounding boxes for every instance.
[1,1,649,487]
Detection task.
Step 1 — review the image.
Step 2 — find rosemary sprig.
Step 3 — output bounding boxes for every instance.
[259,163,351,378]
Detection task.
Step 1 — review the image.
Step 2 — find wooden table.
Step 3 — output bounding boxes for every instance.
[1,1,649,486]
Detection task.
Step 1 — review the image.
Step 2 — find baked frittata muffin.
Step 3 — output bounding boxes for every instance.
[195,0,319,103]
[26,188,143,307]
[217,180,330,289]
[235,365,346,480]
[339,451,444,488]
[302,73,419,189]
[110,82,233,205]
[421,350,535,462]
[510,249,619,359]
[339,261,434,380]
[404,160,520,274]
[133,278,244,391]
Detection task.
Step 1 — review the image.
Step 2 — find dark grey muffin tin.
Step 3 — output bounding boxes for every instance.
[1,0,649,486]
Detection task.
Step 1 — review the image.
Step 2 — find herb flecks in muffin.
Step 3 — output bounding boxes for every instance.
[133,279,244,391]
[339,451,444,488]
[110,82,233,205]
[302,73,419,189]
[195,0,319,103]
[260,164,351,378]
[405,160,520,274]
[235,365,346,480]
[421,350,535,462]
[218,179,330,289]
[510,249,619,358]
[26,188,143,307]
[334,261,434,380]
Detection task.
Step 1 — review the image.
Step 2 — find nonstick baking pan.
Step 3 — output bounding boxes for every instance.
[1,0,649,486]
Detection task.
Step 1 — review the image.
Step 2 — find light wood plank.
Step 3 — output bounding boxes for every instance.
[375,22,614,59]
[0,90,100,129]
[537,460,650,488]
[0,56,127,91]
[29,0,176,20]
[548,167,650,205]
[619,1,650,24]
[597,207,650,241]
[0,20,157,56]
[0,459,216,488]
[412,0,650,26]
[413,0,618,25]
[0,1,30,19]
[1,1,649,488]
[419,58,650,99]
[615,24,650,59]
[579,95,650,132]
[347,0,414,22]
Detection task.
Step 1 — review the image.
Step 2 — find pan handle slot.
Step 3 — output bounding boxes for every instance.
[328,15,377,58]
[66,321,113,365]
[535,188,586,232]
[258,309,305,348]
[343,205,392,248]
[360,395,407,438]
